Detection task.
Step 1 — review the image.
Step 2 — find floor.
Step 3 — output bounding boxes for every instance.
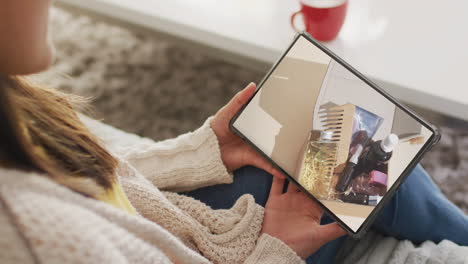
[34,7,468,213]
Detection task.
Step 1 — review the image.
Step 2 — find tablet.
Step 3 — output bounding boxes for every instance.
[230,32,440,238]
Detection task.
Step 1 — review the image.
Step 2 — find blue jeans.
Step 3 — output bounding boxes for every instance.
[183,165,468,263]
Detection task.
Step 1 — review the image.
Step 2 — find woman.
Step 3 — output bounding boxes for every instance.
[0,0,466,263]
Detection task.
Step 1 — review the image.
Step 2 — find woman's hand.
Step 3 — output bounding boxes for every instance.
[211,83,283,177]
[261,176,346,259]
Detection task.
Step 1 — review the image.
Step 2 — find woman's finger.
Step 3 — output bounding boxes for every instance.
[237,82,257,104]
[227,82,256,116]
[245,150,285,179]
[272,170,286,179]
[287,180,300,193]
[211,82,256,144]
[316,222,347,245]
[269,174,285,197]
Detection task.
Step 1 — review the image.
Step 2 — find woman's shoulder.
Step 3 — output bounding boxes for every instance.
[0,168,175,263]
[0,168,109,246]
[0,168,73,263]
[0,186,36,263]
[0,168,105,232]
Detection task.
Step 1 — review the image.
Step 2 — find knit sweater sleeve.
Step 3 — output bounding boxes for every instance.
[244,234,305,264]
[79,114,233,192]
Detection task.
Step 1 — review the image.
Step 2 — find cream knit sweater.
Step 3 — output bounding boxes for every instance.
[0,115,304,264]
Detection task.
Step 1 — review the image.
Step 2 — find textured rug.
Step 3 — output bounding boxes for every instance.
[34,7,468,213]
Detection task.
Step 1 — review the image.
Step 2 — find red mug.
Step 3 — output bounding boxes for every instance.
[291,0,348,41]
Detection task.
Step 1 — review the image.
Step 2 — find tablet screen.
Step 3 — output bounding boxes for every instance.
[232,35,434,232]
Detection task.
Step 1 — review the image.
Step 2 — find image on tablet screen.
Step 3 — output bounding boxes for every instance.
[233,36,433,232]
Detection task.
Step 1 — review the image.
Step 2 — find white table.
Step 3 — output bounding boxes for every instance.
[57,0,468,121]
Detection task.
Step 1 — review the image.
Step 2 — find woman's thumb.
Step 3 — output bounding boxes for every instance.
[317,222,347,245]
[228,82,256,114]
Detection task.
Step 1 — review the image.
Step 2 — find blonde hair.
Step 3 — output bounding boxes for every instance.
[0,75,117,197]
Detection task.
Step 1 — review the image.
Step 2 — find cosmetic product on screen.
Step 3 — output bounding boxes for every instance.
[361,134,399,173]
[335,144,363,192]
[369,170,388,188]
[349,130,368,154]
[341,193,383,206]
[368,195,383,206]
[298,131,338,199]
[341,193,369,204]
[350,106,383,148]
[351,172,387,196]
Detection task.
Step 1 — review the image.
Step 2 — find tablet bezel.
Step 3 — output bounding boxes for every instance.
[229,32,440,238]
